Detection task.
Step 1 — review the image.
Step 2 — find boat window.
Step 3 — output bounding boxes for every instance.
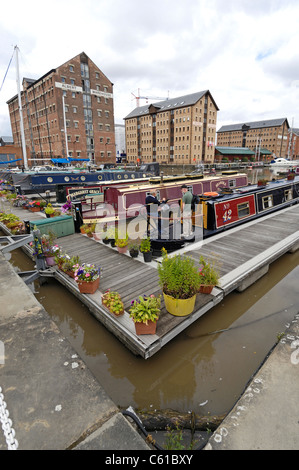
[262,195,273,209]
[237,202,250,218]
[228,179,236,188]
[285,189,293,201]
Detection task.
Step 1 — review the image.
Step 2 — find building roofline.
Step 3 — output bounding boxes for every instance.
[217,117,289,133]
[124,90,219,119]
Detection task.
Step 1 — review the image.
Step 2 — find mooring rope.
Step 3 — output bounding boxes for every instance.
[0,386,18,450]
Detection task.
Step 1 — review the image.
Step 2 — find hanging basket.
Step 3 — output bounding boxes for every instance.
[77,277,100,294]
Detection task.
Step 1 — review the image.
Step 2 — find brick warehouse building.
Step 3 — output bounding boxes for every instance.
[287,128,299,159]
[7,52,115,167]
[124,90,219,165]
[217,118,290,159]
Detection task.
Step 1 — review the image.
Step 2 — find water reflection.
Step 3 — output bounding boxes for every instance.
[7,245,299,417]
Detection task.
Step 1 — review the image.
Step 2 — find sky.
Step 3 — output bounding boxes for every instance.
[0,0,299,138]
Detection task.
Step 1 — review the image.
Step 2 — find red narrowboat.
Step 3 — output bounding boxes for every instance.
[201,176,299,237]
[103,172,248,219]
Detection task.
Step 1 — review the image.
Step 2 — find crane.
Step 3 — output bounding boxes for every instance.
[131,88,169,107]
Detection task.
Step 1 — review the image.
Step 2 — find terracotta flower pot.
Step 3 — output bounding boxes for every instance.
[134,320,157,335]
[117,245,128,254]
[199,284,214,294]
[77,277,100,294]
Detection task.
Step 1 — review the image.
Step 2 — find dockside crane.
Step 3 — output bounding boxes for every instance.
[131,88,170,107]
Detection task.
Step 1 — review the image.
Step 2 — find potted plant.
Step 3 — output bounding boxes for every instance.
[257,178,268,187]
[115,232,129,254]
[140,237,152,262]
[128,240,140,258]
[158,249,201,316]
[59,255,81,277]
[129,294,161,335]
[54,250,68,269]
[106,226,116,247]
[61,200,72,214]
[84,223,96,238]
[28,200,41,212]
[102,290,124,317]
[74,263,101,294]
[287,172,295,180]
[45,203,55,218]
[41,231,61,266]
[198,255,220,294]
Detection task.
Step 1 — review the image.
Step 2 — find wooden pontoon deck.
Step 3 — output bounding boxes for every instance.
[1,204,299,358]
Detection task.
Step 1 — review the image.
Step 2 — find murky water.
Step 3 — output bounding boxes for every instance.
[4,166,299,418]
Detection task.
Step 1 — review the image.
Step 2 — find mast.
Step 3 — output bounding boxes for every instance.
[288,117,294,160]
[62,94,69,158]
[15,45,28,170]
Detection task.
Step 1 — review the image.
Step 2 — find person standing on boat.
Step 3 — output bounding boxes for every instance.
[145,189,165,238]
[181,184,193,239]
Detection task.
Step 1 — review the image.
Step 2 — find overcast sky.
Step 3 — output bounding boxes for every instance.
[1,0,299,137]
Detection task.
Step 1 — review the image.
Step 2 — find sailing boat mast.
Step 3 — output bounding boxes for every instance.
[15,45,28,170]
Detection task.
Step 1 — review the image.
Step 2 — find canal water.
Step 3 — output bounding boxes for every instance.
[4,166,299,418]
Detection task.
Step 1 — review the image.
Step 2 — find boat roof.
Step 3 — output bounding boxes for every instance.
[205,176,299,203]
[108,173,248,194]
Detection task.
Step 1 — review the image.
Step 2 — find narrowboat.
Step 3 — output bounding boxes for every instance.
[102,172,249,220]
[200,175,299,238]
[0,162,160,194]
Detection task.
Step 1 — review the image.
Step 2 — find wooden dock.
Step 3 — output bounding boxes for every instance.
[1,204,299,358]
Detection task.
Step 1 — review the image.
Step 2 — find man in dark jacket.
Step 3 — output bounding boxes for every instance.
[145,189,165,237]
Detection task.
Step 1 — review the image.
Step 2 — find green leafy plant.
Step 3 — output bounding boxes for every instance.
[106,226,117,240]
[45,203,55,215]
[128,239,140,257]
[115,232,129,248]
[198,255,220,286]
[164,423,185,450]
[140,237,151,253]
[129,294,161,324]
[61,255,81,273]
[41,231,61,257]
[158,249,201,299]
[84,223,96,236]
[102,290,124,316]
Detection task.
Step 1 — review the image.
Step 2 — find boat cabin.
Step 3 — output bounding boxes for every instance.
[201,176,299,237]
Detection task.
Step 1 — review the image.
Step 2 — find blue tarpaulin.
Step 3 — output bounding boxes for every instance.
[51,157,90,164]
[68,157,90,162]
[0,158,22,165]
[51,158,69,164]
